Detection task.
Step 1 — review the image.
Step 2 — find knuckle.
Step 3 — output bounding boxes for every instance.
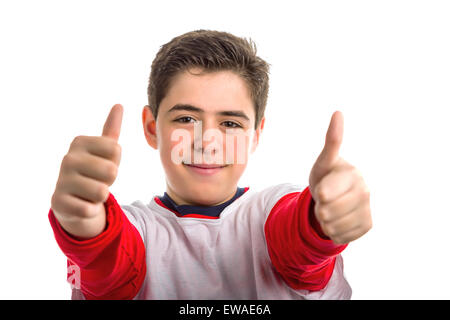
[359,180,370,196]
[333,237,346,245]
[316,186,328,203]
[365,217,373,231]
[316,206,329,222]
[50,192,61,211]
[363,206,372,222]
[62,153,76,169]
[105,163,118,183]
[113,143,122,157]
[111,143,122,163]
[71,135,85,148]
[349,165,360,178]
[331,235,341,244]
[95,184,109,202]
[322,223,335,237]
[363,188,371,201]
[74,201,95,218]
[350,165,358,175]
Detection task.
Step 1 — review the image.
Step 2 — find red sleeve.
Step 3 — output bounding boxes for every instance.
[264,186,347,291]
[48,193,146,300]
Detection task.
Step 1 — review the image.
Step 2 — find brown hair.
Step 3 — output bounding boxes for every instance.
[147,29,270,130]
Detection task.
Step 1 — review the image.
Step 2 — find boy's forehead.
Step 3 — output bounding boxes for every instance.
[159,68,255,118]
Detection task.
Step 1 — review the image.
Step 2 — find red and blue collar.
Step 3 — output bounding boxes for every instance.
[155,187,249,219]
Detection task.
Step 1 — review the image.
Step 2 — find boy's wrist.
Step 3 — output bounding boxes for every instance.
[303,187,347,254]
[52,204,107,240]
[308,197,330,240]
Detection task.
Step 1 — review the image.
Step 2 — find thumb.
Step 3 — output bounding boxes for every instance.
[102,104,123,141]
[310,111,344,186]
[320,110,344,166]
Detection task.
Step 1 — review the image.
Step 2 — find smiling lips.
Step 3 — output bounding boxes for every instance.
[183,162,228,175]
[185,163,227,169]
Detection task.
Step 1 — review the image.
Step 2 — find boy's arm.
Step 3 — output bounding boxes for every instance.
[264,186,346,291]
[265,111,372,291]
[48,192,146,300]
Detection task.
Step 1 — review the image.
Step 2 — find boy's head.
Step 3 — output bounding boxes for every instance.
[142,30,270,206]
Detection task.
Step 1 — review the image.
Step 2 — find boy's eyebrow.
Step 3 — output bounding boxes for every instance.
[167,103,250,121]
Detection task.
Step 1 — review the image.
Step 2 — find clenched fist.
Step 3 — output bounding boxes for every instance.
[309,111,372,245]
[51,104,123,239]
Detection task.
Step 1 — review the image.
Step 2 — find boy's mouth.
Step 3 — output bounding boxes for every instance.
[183,162,228,175]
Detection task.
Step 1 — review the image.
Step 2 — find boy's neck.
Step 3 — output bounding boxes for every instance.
[165,185,238,207]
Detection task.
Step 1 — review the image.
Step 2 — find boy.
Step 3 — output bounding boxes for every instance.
[48,30,372,299]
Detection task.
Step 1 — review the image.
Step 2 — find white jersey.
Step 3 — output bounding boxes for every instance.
[69,183,351,300]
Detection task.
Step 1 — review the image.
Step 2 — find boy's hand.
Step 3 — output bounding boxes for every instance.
[51,104,123,239]
[308,111,372,245]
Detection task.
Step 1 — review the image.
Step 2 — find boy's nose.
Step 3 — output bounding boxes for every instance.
[192,120,223,154]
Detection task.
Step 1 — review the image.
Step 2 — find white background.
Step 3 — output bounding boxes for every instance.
[0,0,449,299]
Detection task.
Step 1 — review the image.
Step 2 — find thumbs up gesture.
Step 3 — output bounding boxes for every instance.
[309,111,372,245]
[51,104,124,239]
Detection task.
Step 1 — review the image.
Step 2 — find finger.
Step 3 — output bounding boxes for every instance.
[102,104,123,141]
[314,111,344,174]
[315,178,369,222]
[60,173,110,203]
[67,153,118,186]
[320,206,363,238]
[315,192,357,224]
[53,192,104,219]
[330,220,372,245]
[70,136,121,165]
[314,164,357,204]
[320,202,372,243]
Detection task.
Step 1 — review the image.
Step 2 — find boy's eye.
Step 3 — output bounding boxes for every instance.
[174,116,196,123]
[222,121,242,128]
[174,118,242,129]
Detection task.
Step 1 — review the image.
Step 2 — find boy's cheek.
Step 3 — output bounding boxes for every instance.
[157,128,189,164]
[224,134,251,165]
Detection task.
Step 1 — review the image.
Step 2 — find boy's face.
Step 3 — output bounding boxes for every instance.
[142,68,264,206]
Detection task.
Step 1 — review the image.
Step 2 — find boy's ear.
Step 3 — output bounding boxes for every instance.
[142,105,158,150]
[250,116,265,153]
